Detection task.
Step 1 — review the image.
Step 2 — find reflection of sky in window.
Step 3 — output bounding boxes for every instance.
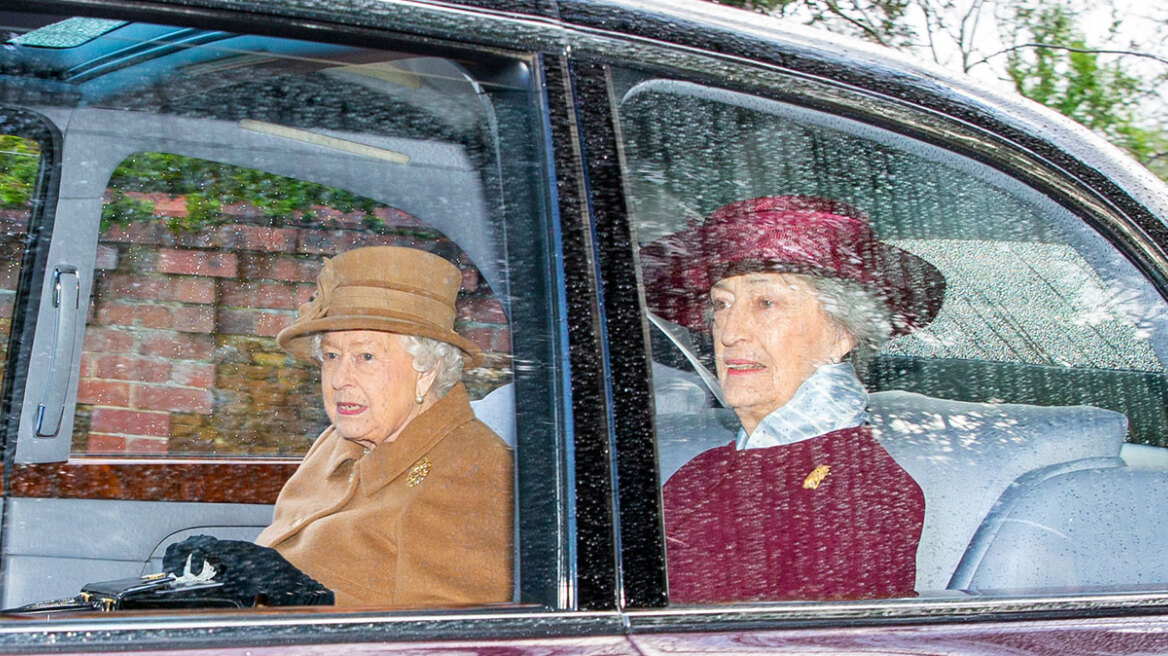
[884,239,1162,372]
[9,18,126,48]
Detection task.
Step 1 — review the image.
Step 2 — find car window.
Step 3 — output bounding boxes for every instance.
[0,14,562,613]
[78,153,509,457]
[0,133,43,394]
[613,70,1168,600]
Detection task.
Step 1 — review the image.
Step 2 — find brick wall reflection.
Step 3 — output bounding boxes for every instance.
[74,194,510,457]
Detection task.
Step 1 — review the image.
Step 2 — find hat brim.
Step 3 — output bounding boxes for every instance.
[277,315,484,368]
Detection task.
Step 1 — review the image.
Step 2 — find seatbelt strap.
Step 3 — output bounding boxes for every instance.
[647,311,725,407]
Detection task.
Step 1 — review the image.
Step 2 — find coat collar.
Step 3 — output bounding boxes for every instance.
[321,384,476,495]
[736,362,869,450]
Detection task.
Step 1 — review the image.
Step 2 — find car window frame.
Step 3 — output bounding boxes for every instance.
[561,21,1168,628]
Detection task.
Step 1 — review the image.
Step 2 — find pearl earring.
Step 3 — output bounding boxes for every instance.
[415,393,424,405]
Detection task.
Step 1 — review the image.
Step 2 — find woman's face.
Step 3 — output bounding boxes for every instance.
[710,273,856,434]
[319,330,433,448]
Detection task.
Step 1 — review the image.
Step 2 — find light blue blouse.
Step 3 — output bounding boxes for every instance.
[736,362,869,450]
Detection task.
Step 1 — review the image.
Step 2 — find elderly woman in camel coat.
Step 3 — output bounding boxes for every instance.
[165,246,512,608]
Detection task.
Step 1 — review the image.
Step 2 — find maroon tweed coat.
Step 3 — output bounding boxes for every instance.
[662,425,924,603]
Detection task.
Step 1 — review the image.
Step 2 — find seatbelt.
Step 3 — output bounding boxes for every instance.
[647,311,725,407]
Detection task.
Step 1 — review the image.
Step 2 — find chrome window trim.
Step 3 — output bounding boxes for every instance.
[0,609,626,650]
[625,593,1168,631]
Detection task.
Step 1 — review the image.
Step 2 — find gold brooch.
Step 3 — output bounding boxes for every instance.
[802,464,831,490]
[406,457,432,488]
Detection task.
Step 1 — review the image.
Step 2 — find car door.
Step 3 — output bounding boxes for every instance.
[0,5,584,627]
[553,0,1168,647]
[6,0,1168,653]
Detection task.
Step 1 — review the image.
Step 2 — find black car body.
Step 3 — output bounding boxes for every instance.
[1,0,1168,652]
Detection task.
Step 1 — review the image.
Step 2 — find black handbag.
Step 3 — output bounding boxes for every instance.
[3,537,334,614]
[7,572,249,614]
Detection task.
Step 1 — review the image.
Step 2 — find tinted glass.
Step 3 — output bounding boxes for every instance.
[614,70,1168,600]
[0,15,560,613]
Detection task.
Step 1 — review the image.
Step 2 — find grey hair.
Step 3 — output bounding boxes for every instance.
[398,335,464,398]
[802,275,893,374]
[306,332,465,398]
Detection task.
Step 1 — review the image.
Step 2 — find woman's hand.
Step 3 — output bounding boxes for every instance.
[163,535,334,606]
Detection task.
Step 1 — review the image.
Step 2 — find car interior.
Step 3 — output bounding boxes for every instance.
[621,76,1168,597]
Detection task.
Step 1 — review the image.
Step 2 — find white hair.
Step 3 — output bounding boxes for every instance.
[802,274,894,357]
[398,334,465,398]
[307,332,465,398]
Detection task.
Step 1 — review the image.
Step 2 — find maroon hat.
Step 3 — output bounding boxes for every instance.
[640,195,945,336]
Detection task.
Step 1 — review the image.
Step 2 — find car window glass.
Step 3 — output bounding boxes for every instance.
[0,14,560,614]
[78,153,509,457]
[0,134,41,390]
[613,69,1168,600]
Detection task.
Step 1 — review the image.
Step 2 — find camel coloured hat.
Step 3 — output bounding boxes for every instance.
[640,195,946,336]
[277,246,483,367]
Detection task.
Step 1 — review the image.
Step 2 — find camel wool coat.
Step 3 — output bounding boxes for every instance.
[256,384,513,607]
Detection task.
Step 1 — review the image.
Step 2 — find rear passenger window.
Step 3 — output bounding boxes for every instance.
[613,71,1168,600]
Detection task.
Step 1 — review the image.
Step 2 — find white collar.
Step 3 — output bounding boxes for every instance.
[736,362,869,450]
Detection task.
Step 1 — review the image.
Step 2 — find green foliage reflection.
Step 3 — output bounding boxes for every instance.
[102,152,386,233]
[0,135,41,209]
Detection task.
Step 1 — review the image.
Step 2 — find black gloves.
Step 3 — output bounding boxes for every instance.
[163,535,334,607]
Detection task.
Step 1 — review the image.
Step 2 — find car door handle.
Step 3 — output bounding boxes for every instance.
[34,265,80,438]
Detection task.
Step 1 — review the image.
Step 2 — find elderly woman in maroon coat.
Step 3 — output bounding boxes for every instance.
[641,195,945,603]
